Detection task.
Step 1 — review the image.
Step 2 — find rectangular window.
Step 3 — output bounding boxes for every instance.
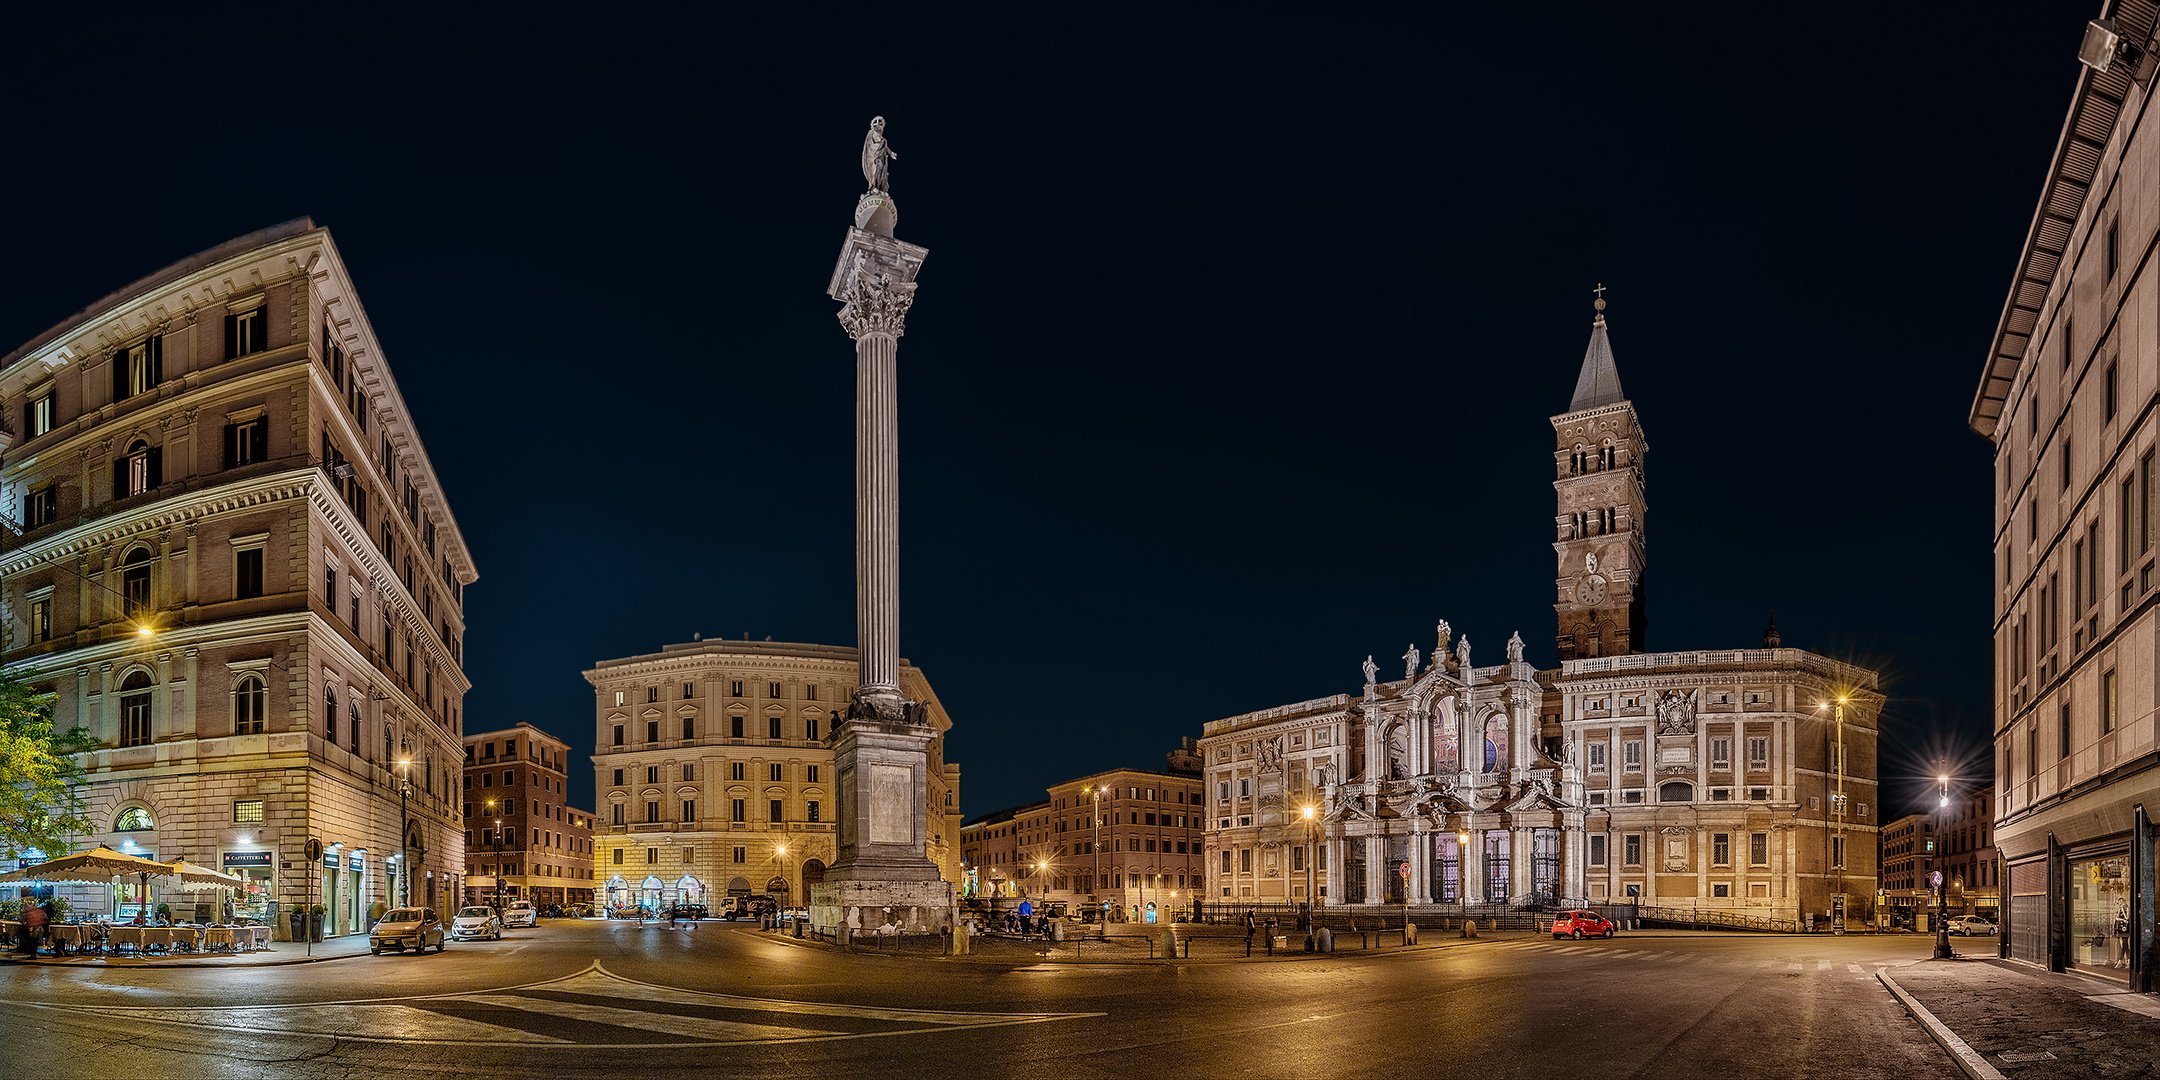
[1750,832,1768,865]
[731,799,745,823]
[2108,363,2120,419]
[768,681,782,698]
[807,765,819,782]
[226,308,265,359]
[732,847,745,864]
[730,681,743,697]
[612,725,623,746]
[682,800,695,822]
[1746,736,1768,770]
[682,764,694,782]
[612,848,624,865]
[731,715,745,739]
[646,802,659,823]
[646,766,659,784]
[682,717,694,740]
[225,418,268,469]
[768,715,781,739]
[807,716,819,741]
[2104,669,2118,733]
[2063,439,2072,493]
[645,720,658,743]
[1831,835,1845,870]
[1589,835,1606,866]
[614,691,625,707]
[2109,218,2120,280]
[769,799,783,822]
[730,762,745,781]
[612,768,624,786]
[2060,702,2072,761]
[26,393,53,438]
[1710,737,1731,770]
[647,848,657,864]
[1623,834,1641,866]
[1588,743,1607,773]
[1622,740,1643,772]
[1239,848,1252,873]
[24,484,56,528]
[233,799,264,822]
[808,801,820,823]
[28,597,50,643]
[1712,833,1730,866]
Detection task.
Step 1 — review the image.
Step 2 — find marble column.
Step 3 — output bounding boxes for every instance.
[1364,834,1384,904]
[1461,829,1485,904]
[1408,819,1431,904]
[811,121,951,937]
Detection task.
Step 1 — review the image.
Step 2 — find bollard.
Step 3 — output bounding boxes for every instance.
[1317,927,1333,953]
[952,923,969,956]
[1462,919,1478,939]
[1052,919,1065,943]
[1405,922,1418,946]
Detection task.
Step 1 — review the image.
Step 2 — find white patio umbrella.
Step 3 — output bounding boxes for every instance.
[0,846,176,920]
[164,861,246,922]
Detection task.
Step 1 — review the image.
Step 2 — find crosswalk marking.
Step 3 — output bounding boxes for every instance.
[32,962,1102,1048]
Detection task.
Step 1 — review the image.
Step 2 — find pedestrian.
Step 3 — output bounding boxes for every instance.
[668,903,678,928]
[1244,909,1257,946]
[20,899,47,955]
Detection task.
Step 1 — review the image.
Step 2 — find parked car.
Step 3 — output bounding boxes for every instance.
[502,900,538,928]
[1946,915,1999,936]
[450,906,502,941]
[726,895,778,920]
[371,908,447,954]
[1552,909,1617,939]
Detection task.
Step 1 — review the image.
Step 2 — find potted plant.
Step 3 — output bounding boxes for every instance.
[0,899,19,921]
[289,903,306,941]
[309,904,326,941]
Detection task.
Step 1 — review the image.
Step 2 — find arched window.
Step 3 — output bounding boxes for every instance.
[120,441,159,498]
[114,806,154,831]
[1483,737,1497,771]
[1659,781,1695,803]
[325,684,339,741]
[119,670,153,747]
[233,674,267,736]
[121,548,152,619]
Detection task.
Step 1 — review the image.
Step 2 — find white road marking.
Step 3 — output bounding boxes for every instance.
[447,994,825,1042]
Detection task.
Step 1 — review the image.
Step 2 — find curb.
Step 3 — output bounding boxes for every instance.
[1878,970,2006,1080]
[747,926,1513,965]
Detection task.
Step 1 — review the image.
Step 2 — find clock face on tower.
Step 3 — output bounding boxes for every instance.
[1575,575,1608,606]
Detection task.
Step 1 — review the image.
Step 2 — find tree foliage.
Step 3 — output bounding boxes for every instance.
[0,675,93,859]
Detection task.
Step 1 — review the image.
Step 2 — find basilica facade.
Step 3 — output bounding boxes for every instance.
[1199,303,1883,928]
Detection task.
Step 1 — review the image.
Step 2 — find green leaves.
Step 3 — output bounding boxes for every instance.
[0,676,94,858]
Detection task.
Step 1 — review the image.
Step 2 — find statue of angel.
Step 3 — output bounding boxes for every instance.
[1507,630,1525,664]
[1403,644,1420,680]
[862,116,898,192]
[1362,655,1378,686]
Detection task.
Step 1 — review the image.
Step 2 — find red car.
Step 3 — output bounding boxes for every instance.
[1552,909,1617,939]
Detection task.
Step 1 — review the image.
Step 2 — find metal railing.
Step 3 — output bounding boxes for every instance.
[1633,904,1801,933]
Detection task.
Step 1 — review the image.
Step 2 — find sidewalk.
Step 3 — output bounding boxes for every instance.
[0,932,376,968]
[1880,956,2160,1079]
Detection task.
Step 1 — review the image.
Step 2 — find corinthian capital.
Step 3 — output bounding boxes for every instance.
[838,271,916,340]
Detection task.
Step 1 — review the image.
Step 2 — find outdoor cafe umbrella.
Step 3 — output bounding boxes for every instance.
[164,860,246,920]
[0,845,176,916]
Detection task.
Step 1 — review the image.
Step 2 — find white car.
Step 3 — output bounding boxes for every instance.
[450,906,502,941]
[502,901,538,928]
[1946,915,1999,936]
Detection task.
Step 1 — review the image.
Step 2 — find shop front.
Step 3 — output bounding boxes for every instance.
[319,848,369,936]
[2069,851,2133,978]
[221,849,277,925]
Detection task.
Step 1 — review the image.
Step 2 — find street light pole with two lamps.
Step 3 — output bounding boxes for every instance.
[1934,768,1954,960]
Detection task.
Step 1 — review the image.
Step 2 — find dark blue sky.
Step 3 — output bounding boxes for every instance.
[3,4,2093,820]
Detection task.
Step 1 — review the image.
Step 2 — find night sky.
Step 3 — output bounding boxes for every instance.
[3,5,2097,823]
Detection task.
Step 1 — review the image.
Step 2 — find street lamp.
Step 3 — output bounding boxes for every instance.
[1817,697,1849,933]
[486,799,503,914]
[1084,785,1104,924]
[1301,805,1318,951]
[1934,770,1954,960]
[396,758,413,908]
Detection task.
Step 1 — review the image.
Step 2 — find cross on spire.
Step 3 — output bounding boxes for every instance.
[1593,282,1607,312]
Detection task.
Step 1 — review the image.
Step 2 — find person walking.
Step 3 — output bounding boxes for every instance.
[20,899,47,955]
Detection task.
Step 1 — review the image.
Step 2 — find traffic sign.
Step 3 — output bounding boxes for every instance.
[303,838,323,863]
[1398,861,1411,879]
[1928,871,1943,888]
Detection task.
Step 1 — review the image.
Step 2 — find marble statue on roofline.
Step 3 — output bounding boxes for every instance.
[862,116,898,192]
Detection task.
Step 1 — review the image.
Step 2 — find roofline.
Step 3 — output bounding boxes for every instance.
[1971,1,2148,438]
[0,218,316,372]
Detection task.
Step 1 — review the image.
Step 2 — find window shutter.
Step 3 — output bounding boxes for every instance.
[225,314,239,360]
[249,421,267,464]
[146,445,162,488]
[21,401,31,437]
[111,459,126,502]
[20,491,29,525]
[111,350,128,402]
[223,424,240,470]
[148,334,162,385]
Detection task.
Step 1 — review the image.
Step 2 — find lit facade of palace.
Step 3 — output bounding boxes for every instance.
[0,219,474,937]
[586,639,960,912]
[1200,303,1883,928]
[461,723,595,908]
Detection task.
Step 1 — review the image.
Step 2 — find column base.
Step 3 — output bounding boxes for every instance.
[810,878,954,939]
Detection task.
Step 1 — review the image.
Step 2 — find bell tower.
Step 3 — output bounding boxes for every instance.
[1552,287,1648,660]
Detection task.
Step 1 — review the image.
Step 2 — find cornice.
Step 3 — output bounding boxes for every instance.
[1,470,314,576]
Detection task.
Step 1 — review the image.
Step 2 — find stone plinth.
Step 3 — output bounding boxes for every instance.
[811,877,955,939]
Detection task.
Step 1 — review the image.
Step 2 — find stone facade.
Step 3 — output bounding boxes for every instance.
[1971,5,2159,988]
[1200,304,1882,929]
[958,750,1206,920]
[460,723,594,908]
[585,638,961,913]
[0,219,475,938]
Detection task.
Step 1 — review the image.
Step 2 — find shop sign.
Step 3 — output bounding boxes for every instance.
[324,852,340,869]
[223,851,273,868]
[349,853,365,871]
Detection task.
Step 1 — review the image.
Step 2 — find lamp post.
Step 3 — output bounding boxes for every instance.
[1933,769,1954,960]
[1302,805,1317,951]
[1085,785,1103,922]
[1816,698,1849,933]
[492,806,504,914]
[396,758,413,908]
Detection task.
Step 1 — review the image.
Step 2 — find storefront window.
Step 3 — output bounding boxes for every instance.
[2069,854,2132,976]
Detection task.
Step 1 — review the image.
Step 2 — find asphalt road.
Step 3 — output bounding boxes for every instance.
[0,922,1962,1079]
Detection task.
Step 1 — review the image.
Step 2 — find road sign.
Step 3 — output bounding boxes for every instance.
[1928,871,1943,888]
[303,838,323,863]
[1398,862,1411,879]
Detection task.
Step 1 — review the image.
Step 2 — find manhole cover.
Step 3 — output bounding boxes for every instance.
[1998,1051,2058,1063]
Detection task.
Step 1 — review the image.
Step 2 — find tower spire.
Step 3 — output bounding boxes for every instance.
[1569,284,1625,412]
